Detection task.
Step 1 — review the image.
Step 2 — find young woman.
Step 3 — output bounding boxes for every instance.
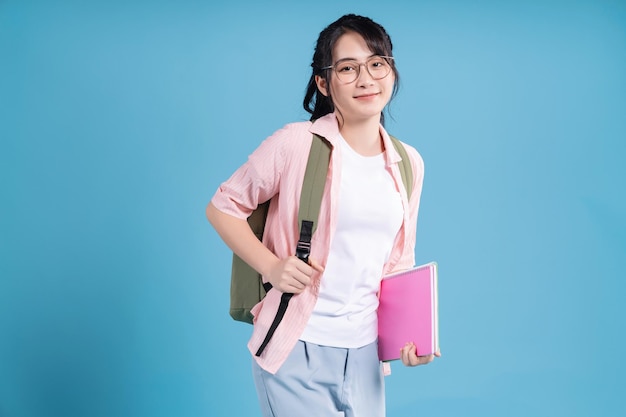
[207,14,438,417]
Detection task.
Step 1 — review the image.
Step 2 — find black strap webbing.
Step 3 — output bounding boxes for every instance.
[255,136,330,357]
[255,292,293,357]
[255,220,313,357]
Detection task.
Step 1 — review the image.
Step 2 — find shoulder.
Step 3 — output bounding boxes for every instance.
[271,119,314,140]
[251,119,314,159]
[261,120,315,153]
[248,120,315,177]
[389,135,424,176]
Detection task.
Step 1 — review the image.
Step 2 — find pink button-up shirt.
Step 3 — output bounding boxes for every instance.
[210,113,424,374]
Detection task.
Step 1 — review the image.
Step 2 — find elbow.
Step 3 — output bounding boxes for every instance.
[206,202,219,226]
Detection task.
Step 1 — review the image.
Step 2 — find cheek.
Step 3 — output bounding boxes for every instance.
[382,78,396,99]
[385,75,396,90]
[328,78,342,95]
[328,80,350,104]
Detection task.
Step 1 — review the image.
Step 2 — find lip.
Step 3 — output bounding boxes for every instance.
[354,92,380,100]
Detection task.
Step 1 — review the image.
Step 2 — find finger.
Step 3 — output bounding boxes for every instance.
[405,343,436,367]
[400,343,413,366]
[291,257,314,277]
[285,283,305,294]
[399,345,407,365]
[291,269,312,287]
[308,257,325,273]
[280,272,309,292]
[284,257,312,286]
[407,343,420,366]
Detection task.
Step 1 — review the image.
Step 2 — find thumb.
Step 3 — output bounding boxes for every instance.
[308,258,325,273]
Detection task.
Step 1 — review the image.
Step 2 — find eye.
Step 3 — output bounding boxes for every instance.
[337,62,357,73]
[369,58,387,69]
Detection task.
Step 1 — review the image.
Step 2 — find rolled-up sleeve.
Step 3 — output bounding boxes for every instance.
[210,128,289,219]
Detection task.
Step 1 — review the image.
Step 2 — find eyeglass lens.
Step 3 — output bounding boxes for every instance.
[333,56,392,83]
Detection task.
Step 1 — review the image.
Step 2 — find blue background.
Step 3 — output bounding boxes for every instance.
[1,0,625,416]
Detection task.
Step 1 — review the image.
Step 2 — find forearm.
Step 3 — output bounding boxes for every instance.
[206,202,279,278]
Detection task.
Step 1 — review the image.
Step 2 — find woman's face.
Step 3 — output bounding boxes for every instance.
[316,31,395,125]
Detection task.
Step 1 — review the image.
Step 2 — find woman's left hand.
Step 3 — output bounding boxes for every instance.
[400,342,441,367]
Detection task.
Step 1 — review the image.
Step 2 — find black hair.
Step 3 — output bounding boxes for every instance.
[303,14,399,125]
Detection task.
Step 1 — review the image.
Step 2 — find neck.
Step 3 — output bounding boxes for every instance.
[338,115,383,156]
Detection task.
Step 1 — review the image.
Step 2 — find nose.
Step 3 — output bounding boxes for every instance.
[356,63,374,85]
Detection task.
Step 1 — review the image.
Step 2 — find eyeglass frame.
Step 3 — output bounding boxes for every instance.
[320,55,395,83]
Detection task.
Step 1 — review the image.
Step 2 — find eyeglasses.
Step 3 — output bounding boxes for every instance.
[321,55,394,84]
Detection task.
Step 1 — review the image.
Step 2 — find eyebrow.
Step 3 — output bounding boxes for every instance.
[333,54,378,63]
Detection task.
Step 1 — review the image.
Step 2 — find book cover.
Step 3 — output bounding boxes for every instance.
[377,261,439,361]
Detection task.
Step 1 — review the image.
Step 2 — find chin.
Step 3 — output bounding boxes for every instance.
[355,108,386,120]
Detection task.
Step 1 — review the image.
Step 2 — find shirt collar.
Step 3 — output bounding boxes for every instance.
[309,112,402,166]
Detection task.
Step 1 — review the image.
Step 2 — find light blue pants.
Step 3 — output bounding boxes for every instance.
[252,340,385,417]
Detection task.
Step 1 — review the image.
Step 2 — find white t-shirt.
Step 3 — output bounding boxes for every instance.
[300,136,404,348]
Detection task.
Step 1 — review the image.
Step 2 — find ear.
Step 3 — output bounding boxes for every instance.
[315,75,329,97]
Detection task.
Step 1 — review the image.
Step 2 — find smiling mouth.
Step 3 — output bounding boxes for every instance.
[354,93,379,99]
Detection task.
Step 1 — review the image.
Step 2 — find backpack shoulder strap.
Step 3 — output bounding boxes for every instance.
[389,135,414,201]
[255,133,331,357]
[298,134,331,236]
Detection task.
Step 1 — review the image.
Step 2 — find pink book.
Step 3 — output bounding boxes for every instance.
[377,262,439,361]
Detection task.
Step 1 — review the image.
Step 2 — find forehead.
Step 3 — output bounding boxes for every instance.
[332,31,374,61]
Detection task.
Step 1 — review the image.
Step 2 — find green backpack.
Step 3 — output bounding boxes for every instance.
[229,133,413,354]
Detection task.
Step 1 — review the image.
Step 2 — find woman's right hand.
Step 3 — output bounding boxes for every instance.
[267,256,324,294]
[206,204,324,294]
